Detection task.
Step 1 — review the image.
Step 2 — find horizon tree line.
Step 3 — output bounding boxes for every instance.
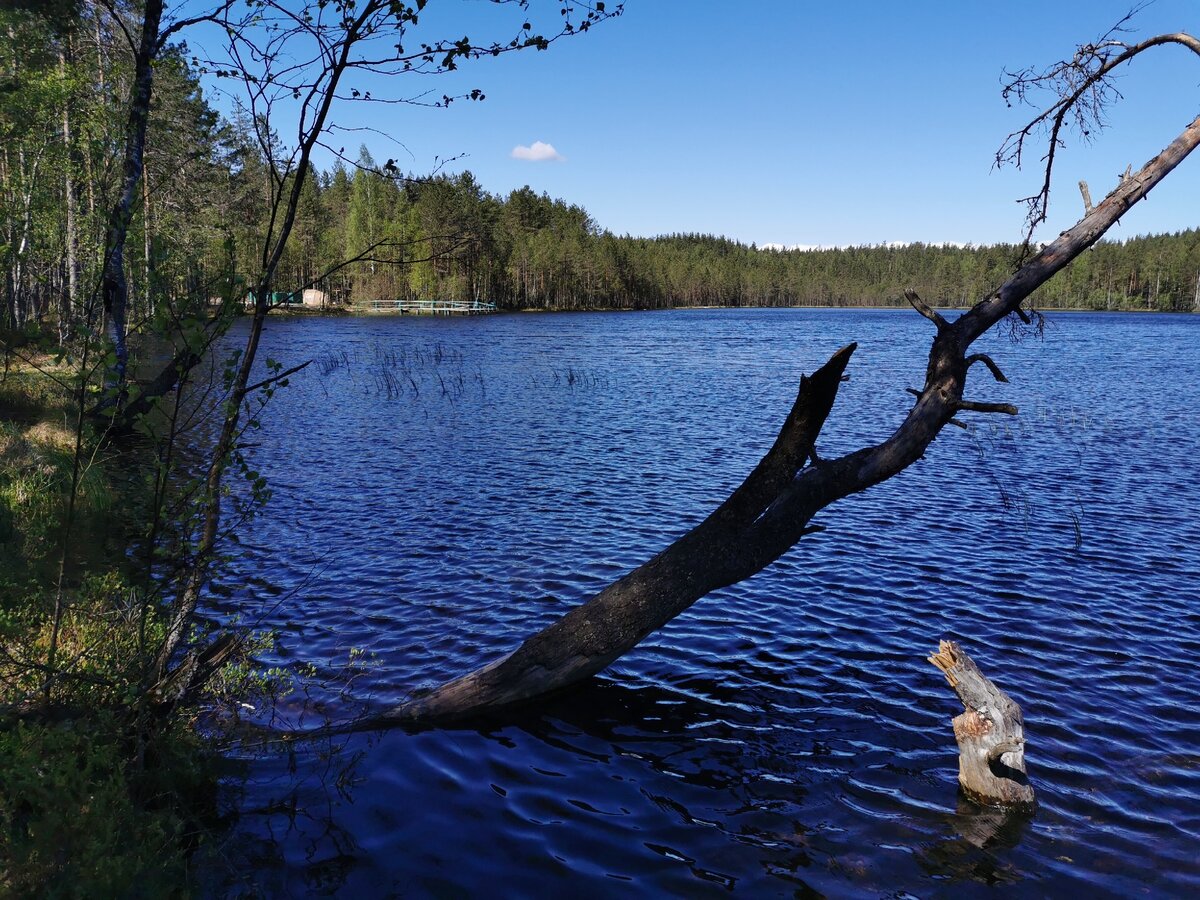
[2,2,1197,345]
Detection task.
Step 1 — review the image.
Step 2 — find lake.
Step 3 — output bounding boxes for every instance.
[198,309,1200,896]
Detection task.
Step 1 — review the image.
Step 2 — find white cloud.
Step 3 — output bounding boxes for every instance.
[511,141,565,162]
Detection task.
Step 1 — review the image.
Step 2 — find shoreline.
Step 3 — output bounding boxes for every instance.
[311,303,1194,317]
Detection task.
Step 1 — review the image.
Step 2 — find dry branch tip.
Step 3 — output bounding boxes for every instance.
[1078,179,1094,215]
[966,354,1010,383]
[904,288,949,330]
[928,641,960,687]
[956,399,1019,416]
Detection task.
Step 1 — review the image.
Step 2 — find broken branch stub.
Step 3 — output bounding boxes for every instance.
[903,288,948,330]
[929,640,1035,808]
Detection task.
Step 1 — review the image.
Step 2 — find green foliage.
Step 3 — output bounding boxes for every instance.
[1,4,244,336]
[0,367,120,589]
[264,163,1200,313]
[0,387,70,581]
[0,716,212,899]
[203,628,290,712]
[0,358,255,896]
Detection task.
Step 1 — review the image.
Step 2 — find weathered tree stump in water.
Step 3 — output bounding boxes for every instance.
[929,640,1035,808]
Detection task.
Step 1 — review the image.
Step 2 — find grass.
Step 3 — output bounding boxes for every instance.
[0,352,225,897]
[0,715,215,899]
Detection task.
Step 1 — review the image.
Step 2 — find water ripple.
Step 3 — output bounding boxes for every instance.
[201,310,1200,896]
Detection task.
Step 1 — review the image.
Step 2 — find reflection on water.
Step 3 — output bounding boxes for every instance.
[918,798,1034,888]
[198,310,1200,896]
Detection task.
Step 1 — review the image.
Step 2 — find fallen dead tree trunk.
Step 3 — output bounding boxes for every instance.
[929,640,1035,808]
[394,343,855,722]
[386,109,1200,726]
[379,34,1200,727]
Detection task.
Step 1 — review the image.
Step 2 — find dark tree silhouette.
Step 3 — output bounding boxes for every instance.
[387,29,1200,725]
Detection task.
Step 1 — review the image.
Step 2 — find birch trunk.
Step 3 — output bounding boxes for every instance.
[99,0,163,395]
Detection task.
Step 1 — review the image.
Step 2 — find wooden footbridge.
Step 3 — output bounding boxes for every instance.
[370,298,498,315]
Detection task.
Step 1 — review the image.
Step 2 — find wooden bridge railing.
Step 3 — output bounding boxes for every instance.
[369,299,498,315]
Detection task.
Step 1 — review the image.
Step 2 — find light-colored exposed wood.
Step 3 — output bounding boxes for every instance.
[929,641,1035,808]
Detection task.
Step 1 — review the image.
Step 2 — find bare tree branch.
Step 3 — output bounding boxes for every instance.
[966,354,1009,383]
[997,25,1200,251]
[904,288,948,330]
[378,30,1200,726]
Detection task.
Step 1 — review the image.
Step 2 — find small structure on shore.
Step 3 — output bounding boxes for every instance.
[302,288,327,308]
[238,288,331,310]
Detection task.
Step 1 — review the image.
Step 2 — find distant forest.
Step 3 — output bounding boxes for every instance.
[5,14,1196,330]
[277,158,1200,313]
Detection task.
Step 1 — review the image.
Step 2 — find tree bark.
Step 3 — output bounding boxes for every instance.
[929,640,1035,808]
[99,0,163,395]
[157,7,373,678]
[388,111,1200,726]
[60,42,79,343]
[142,158,152,318]
[394,343,855,722]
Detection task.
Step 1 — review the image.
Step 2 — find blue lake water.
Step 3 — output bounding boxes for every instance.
[200,309,1200,896]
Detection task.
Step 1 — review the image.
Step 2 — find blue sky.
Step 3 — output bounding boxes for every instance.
[182,0,1199,247]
